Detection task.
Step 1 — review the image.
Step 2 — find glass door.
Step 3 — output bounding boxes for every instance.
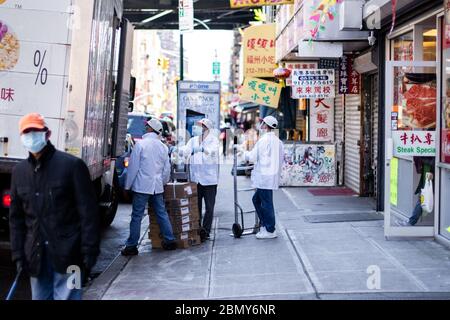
[384,60,437,238]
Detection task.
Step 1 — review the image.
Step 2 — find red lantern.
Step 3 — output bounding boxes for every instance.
[273,67,291,80]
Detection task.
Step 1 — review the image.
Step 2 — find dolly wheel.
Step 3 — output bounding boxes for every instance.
[232,223,243,238]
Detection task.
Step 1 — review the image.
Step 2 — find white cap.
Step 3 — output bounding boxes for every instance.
[263,116,278,129]
[147,118,163,135]
[198,118,213,130]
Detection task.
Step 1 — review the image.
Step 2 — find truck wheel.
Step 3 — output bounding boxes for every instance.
[100,172,119,227]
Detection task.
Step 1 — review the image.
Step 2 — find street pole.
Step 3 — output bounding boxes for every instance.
[180,33,184,81]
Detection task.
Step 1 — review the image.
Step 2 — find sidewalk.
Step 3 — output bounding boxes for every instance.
[85,165,450,300]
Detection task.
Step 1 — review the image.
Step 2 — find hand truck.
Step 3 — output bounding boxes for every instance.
[231,138,260,238]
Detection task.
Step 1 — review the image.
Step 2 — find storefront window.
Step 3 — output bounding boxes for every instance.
[442,30,450,163]
[392,32,413,61]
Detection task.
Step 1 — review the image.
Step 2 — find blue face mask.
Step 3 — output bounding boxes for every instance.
[192,125,203,137]
[21,131,47,153]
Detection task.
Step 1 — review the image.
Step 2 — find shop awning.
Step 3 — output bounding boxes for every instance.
[234,102,259,113]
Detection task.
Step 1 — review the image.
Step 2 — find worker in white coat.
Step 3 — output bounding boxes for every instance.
[176,118,220,241]
[121,118,176,255]
[238,116,284,239]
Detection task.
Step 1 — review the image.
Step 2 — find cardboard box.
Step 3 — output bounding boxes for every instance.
[164,182,197,199]
[149,230,201,249]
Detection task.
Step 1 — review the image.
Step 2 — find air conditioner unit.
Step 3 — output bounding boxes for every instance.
[339,0,364,31]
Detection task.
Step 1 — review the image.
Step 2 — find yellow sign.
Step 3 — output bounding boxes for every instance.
[390,157,399,206]
[230,0,294,8]
[243,23,277,78]
[240,77,282,108]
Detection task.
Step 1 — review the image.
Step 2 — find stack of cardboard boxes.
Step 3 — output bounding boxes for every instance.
[148,182,201,249]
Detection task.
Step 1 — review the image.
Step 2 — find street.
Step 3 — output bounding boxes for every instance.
[81,164,450,300]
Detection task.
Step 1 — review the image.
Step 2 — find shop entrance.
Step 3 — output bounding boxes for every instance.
[384,61,437,238]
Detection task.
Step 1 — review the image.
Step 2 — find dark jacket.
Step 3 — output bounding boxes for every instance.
[9,142,100,277]
[413,157,435,195]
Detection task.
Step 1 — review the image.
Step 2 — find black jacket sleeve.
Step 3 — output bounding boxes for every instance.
[9,167,26,263]
[72,159,100,258]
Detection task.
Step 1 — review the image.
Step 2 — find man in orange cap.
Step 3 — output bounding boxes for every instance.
[9,113,100,300]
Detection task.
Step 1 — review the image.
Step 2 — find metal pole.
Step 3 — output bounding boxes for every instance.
[180,33,184,81]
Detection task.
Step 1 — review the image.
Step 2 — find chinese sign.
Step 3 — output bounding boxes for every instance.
[240,77,282,109]
[291,69,335,99]
[393,131,436,157]
[280,143,336,187]
[230,0,294,8]
[243,23,277,78]
[285,61,318,86]
[339,54,360,94]
[309,98,334,142]
[179,0,194,33]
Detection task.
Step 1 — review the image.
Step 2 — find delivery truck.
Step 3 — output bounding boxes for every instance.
[0,0,135,240]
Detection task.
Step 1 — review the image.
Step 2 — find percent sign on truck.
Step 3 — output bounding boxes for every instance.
[34,50,48,86]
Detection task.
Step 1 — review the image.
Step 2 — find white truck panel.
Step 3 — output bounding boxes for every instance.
[0,73,67,118]
[0,115,62,159]
[0,0,73,13]
[0,8,72,45]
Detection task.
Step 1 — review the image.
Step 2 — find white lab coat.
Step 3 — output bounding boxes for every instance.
[180,133,220,186]
[245,132,284,190]
[125,132,171,194]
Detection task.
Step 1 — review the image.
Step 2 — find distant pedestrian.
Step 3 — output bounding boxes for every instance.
[9,113,100,300]
[122,118,177,255]
[175,119,220,241]
[238,116,284,239]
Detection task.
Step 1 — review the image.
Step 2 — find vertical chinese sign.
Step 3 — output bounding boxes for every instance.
[239,77,282,108]
[179,0,194,33]
[339,54,360,95]
[243,23,277,78]
[309,98,334,142]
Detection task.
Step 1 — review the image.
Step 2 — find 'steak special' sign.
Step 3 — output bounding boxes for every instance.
[230,0,294,8]
[393,131,436,157]
[243,23,277,78]
[291,69,335,99]
[240,77,282,108]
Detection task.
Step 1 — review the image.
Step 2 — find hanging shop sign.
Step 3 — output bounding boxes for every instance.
[239,77,282,108]
[339,54,360,94]
[291,69,335,99]
[230,0,294,8]
[284,61,318,86]
[309,98,334,142]
[243,23,277,78]
[392,130,436,157]
[179,0,194,33]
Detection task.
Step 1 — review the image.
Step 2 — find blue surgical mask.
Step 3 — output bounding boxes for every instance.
[21,131,47,153]
[192,125,202,137]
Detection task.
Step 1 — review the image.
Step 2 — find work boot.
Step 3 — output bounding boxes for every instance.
[121,246,138,256]
[162,240,177,250]
[200,228,209,242]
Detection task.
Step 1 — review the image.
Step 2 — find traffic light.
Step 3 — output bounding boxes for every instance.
[163,58,170,71]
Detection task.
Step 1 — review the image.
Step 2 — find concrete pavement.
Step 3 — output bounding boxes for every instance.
[85,164,450,300]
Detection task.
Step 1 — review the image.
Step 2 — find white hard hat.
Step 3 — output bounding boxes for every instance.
[198,118,213,130]
[263,116,278,129]
[147,118,163,135]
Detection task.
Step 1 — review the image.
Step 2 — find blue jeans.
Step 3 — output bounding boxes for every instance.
[30,245,82,300]
[409,198,422,226]
[126,192,175,247]
[252,189,276,233]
